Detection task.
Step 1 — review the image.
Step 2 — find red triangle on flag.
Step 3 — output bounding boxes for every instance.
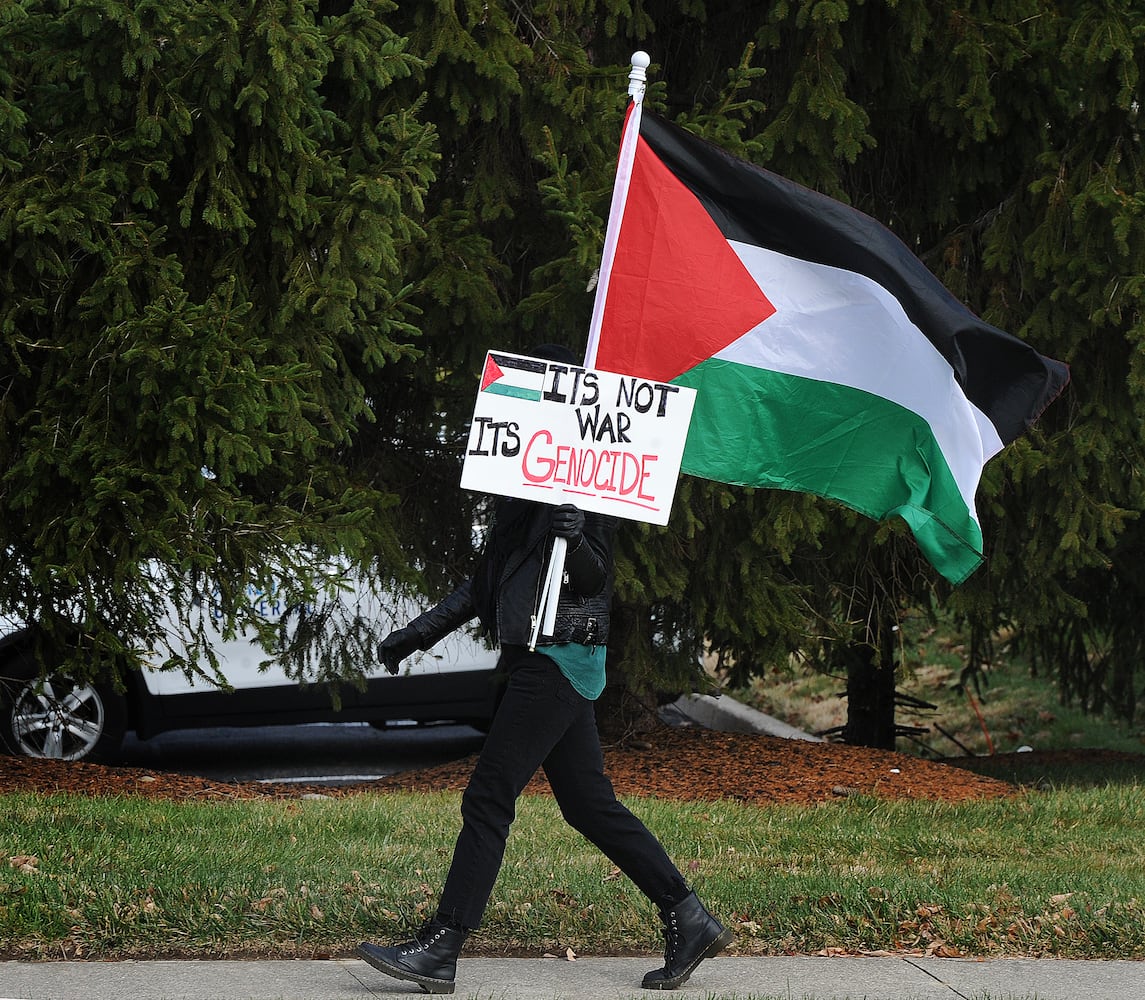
[595,134,776,385]
[480,354,506,392]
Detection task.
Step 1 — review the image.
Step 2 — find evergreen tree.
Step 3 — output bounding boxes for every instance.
[0,0,436,681]
[948,3,1145,726]
[378,2,1144,739]
[5,1,1143,745]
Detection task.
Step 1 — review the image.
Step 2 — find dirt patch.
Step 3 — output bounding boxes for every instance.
[0,725,1024,805]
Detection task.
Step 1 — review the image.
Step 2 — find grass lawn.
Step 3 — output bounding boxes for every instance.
[2,779,1143,962]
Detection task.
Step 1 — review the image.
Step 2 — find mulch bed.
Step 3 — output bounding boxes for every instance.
[0,725,1026,805]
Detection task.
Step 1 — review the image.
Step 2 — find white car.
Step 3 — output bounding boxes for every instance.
[0,586,498,763]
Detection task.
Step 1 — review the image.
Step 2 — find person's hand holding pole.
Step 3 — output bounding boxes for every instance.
[549,504,585,543]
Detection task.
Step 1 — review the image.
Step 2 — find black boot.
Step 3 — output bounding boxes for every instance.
[641,891,733,990]
[357,919,466,995]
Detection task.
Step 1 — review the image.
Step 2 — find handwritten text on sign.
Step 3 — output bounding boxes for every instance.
[460,351,696,525]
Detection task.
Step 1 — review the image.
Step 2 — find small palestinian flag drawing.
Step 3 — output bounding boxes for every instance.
[480,352,548,402]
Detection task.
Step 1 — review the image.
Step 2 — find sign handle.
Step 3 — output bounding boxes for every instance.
[528,536,567,651]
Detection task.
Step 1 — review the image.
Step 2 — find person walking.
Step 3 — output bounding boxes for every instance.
[356,347,731,995]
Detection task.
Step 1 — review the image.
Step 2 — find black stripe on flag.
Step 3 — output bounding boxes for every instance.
[637,112,1069,446]
[491,352,549,374]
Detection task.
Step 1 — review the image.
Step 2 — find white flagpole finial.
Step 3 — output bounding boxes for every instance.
[628,51,650,100]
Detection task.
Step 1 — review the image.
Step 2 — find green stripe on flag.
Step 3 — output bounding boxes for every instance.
[484,383,543,402]
[675,358,984,585]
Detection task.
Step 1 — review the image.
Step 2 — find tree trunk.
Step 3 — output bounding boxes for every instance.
[841,626,897,749]
[596,597,679,743]
[593,682,663,744]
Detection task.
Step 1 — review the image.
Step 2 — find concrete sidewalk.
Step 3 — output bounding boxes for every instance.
[3,955,1144,1000]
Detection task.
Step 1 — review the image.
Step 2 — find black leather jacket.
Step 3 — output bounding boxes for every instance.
[406,503,616,651]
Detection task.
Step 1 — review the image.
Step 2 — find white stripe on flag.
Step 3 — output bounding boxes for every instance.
[721,241,1004,513]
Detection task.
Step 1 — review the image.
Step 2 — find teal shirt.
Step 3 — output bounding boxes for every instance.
[542,642,607,701]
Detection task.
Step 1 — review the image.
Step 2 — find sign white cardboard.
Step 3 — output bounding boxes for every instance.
[460,351,696,526]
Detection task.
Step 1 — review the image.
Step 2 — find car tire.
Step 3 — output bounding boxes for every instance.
[0,652,127,762]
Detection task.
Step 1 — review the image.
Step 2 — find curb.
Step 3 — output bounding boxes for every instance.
[666,692,824,741]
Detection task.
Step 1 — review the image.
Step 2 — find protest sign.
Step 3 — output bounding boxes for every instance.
[461,351,695,526]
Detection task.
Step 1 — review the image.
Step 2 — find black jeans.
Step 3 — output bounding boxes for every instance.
[435,647,689,930]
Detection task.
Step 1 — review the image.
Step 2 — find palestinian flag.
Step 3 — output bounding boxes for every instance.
[480,352,547,401]
[586,108,1069,585]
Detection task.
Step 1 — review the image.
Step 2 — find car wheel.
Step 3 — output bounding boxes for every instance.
[0,657,127,762]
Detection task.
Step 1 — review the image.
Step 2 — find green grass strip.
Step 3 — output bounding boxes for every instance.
[2,786,1143,960]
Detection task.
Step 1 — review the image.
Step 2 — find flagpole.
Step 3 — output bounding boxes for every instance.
[529,53,649,653]
[582,51,649,370]
[540,535,566,634]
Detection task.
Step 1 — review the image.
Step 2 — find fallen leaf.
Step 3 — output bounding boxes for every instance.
[924,938,959,957]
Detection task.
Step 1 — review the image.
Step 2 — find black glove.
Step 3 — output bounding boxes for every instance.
[379,625,421,675]
[550,503,585,542]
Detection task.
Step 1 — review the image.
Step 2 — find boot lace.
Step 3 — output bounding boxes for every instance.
[660,909,681,965]
[398,923,448,957]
